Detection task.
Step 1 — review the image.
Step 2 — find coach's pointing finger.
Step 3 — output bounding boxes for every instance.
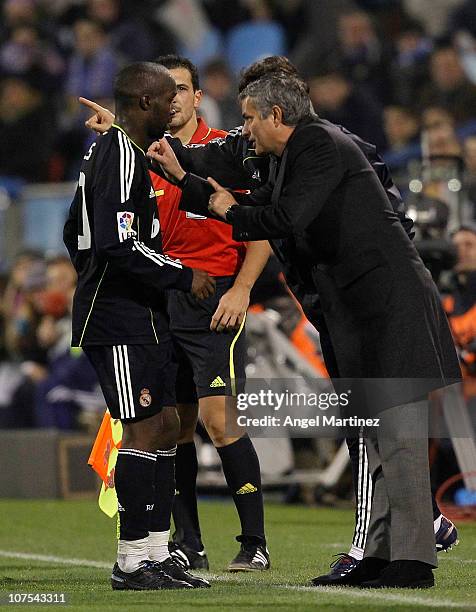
[207,178,238,219]
[207,177,226,192]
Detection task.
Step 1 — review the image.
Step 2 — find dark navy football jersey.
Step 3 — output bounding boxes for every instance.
[64,125,193,346]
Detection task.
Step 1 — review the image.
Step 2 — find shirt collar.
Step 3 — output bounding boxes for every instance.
[190,117,212,144]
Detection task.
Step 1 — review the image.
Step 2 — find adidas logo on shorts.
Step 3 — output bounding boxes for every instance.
[210,376,226,388]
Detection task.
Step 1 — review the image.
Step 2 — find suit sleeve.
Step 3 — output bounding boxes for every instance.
[93,137,193,292]
[368,150,415,240]
[231,134,343,241]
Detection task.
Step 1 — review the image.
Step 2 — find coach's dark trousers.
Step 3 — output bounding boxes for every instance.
[363,399,437,567]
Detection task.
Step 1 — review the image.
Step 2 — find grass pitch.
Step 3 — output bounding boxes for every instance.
[0,499,475,611]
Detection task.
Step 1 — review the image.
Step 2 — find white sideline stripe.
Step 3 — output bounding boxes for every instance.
[289,586,475,609]
[0,550,474,608]
[0,550,110,569]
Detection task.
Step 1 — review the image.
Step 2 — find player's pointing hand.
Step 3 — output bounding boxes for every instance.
[79,97,115,133]
[207,177,238,220]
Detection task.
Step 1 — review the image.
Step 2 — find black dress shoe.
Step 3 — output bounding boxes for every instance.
[311,556,388,587]
[360,560,435,589]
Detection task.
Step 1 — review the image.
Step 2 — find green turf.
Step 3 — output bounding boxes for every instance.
[0,499,475,610]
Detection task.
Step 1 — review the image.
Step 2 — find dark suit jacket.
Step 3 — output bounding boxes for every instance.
[179,116,461,403]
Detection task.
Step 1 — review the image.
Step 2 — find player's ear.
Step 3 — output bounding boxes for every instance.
[140,95,151,111]
[193,89,202,110]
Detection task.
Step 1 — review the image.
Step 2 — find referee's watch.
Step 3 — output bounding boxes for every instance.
[225,204,239,223]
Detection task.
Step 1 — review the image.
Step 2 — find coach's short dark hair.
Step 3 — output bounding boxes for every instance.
[114,62,173,107]
[239,75,311,126]
[155,54,200,91]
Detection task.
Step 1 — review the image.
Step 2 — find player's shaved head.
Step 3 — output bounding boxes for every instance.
[114,61,175,109]
[239,56,303,93]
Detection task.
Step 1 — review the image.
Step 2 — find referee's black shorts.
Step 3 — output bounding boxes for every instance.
[83,338,177,423]
[167,276,246,404]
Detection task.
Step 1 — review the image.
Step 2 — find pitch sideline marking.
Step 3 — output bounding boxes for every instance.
[0,550,474,609]
[289,586,475,609]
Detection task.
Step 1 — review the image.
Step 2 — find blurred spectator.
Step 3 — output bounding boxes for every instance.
[449,0,476,40]
[158,0,221,69]
[390,19,433,106]
[453,31,476,85]
[0,77,55,182]
[0,251,46,428]
[270,0,306,51]
[422,111,462,158]
[225,0,286,73]
[443,225,476,397]
[308,64,386,150]
[202,0,251,33]
[0,25,64,93]
[60,18,119,178]
[335,9,393,104]
[422,105,456,131]
[418,44,476,124]
[383,105,420,154]
[0,0,39,38]
[32,256,94,430]
[65,19,119,105]
[87,0,168,62]
[3,251,47,365]
[201,59,242,129]
[292,0,356,72]
[403,0,463,38]
[463,135,476,214]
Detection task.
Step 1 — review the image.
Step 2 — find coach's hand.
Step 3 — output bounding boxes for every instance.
[191,269,216,300]
[79,97,115,133]
[147,138,186,183]
[211,283,249,332]
[207,177,238,219]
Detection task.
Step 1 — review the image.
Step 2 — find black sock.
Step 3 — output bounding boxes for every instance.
[217,434,265,544]
[115,448,156,540]
[150,446,176,533]
[172,441,203,550]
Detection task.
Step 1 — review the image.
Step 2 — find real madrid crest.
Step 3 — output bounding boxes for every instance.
[139,388,152,407]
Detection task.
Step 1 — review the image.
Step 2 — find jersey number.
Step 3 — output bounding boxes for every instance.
[78,172,91,250]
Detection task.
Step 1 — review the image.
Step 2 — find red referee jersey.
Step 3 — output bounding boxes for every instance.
[149,118,246,276]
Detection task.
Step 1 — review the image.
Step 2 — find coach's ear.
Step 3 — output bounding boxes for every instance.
[140,95,151,111]
[272,105,283,127]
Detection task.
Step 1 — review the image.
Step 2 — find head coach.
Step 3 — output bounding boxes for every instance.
[156,73,462,589]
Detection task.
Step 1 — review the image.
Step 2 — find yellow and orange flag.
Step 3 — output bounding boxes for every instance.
[88,410,123,517]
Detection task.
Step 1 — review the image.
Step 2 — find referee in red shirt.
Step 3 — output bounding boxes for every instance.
[151,56,272,572]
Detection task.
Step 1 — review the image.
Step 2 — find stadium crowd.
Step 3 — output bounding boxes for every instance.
[1,0,476,499]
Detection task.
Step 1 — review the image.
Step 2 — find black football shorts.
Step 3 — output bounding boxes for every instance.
[83,339,177,423]
[167,276,246,403]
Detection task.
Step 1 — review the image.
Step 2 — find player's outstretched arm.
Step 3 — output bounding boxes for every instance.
[210,241,272,332]
[79,97,115,133]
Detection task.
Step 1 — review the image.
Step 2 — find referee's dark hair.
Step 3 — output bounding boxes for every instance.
[155,54,200,91]
[238,56,308,93]
[114,62,173,109]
